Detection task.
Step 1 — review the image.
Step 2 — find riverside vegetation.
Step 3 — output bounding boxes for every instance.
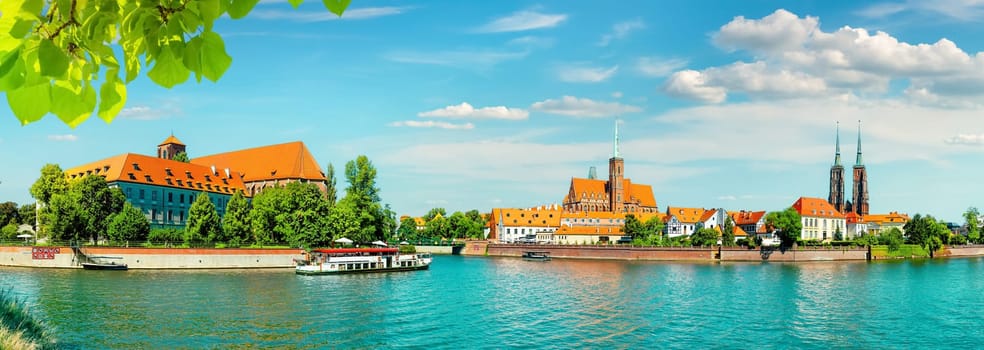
[0,291,56,350]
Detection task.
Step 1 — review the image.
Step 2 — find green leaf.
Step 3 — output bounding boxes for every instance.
[38,39,70,78]
[6,82,50,125]
[147,48,190,88]
[322,0,351,16]
[198,0,221,31]
[288,0,304,8]
[0,47,25,91]
[228,0,260,19]
[97,71,126,123]
[183,36,203,82]
[200,32,232,82]
[50,82,96,128]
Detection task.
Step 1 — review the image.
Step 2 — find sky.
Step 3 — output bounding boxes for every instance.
[2,0,984,221]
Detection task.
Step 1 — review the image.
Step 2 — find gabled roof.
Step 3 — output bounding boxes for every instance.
[159,135,185,146]
[714,225,748,237]
[64,153,247,196]
[728,210,766,226]
[567,177,657,208]
[845,212,864,224]
[666,207,706,223]
[627,181,657,207]
[792,197,843,218]
[192,141,326,183]
[699,209,717,222]
[865,212,909,224]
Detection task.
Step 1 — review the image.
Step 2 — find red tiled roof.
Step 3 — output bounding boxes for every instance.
[666,207,706,223]
[159,135,185,146]
[192,141,326,183]
[728,210,766,226]
[567,178,657,208]
[699,209,717,222]
[64,153,247,196]
[792,197,844,218]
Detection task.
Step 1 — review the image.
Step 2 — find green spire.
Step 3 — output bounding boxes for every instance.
[613,118,620,158]
[834,121,841,166]
[855,120,863,166]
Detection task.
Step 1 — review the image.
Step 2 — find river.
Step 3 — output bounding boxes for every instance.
[2,256,982,349]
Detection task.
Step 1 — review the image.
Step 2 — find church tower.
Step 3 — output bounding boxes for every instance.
[158,134,186,160]
[828,122,845,213]
[852,121,869,216]
[608,119,625,213]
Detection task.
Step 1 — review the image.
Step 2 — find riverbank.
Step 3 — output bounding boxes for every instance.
[0,246,303,269]
[0,291,55,350]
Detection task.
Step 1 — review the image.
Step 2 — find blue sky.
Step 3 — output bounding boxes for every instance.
[2,0,984,221]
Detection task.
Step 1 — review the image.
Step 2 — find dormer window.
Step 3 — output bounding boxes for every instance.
[127,173,136,180]
[103,165,109,172]
[144,175,152,182]
[186,171,193,179]
[165,168,173,176]
[132,163,140,170]
[177,179,183,186]
[166,178,173,185]
[204,175,211,182]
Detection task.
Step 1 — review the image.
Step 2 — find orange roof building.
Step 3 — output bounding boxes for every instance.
[64,153,247,229]
[792,196,847,241]
[562,120,658,214]
[192,141,327,196]
[664,207,708,237]
[728,210,767,234]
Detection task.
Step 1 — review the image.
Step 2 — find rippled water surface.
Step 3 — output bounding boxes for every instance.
[2,256,983,349]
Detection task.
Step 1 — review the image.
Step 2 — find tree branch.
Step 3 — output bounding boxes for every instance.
[47,0,79,40]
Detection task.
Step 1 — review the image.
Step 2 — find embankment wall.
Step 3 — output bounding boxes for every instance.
[487,244,712,260]
[942,245,984,257]
[720,247,868,261]
[0,246,303,269]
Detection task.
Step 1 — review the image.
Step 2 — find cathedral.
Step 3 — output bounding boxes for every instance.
[828,121,869,216]
[562,120,658,213]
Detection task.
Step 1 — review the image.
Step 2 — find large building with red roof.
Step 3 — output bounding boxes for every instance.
[192,141,327,196]
[792,196,847,241]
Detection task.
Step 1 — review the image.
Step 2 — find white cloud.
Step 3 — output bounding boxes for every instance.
[418,102,528,120]
[531,96,642,117]
[48,134,78,142]
[118,105,180,120]
[598,19,645,46]
[507,36,555,48]
[637,57,688,77]
[855,3,908,18]
[945,133,984,146]
[251,6,409,22]
[385,49,528,68]
[611,91,623,99]
[477,10,567,33]
[857,1,984,20]
[666,9,984,105]
[717,195,737,201]
[557,65,618,83]
[388,120,475,130]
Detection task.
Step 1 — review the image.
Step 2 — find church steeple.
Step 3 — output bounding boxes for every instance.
[834,121,841,166]
[855,120,863,166]
[613,118,620,159]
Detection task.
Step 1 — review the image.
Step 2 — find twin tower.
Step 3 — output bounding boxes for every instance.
[828,121,869,216]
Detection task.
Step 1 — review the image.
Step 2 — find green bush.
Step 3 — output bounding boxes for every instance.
[148,228,184,247]
[399,245,416,254]
[950,234,968,245]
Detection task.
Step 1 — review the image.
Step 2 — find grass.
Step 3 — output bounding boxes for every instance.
[0,291,56,350]
[871,244,931,259]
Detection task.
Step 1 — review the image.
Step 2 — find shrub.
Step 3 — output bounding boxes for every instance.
[398,244,416,254]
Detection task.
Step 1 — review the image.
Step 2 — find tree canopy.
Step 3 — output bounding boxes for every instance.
[765,207,802,248]
[186,191,221,246]
[0,0,351,126]
[106,201,150,244]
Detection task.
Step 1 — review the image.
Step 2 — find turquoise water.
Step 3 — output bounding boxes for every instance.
[2,256,983,349]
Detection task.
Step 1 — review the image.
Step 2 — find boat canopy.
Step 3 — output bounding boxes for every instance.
[313,248,398,254]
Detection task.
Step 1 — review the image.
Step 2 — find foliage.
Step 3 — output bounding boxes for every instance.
[0,0,351,127]
[424,207,446,222]
[147,228,183,246]
[0,290,57,350]
[691,228,719,247]
[46,175,124,243]
[950,233,968,245]
[854,234,879,247]
[325,162,337,206]
[29,164,68,205]
[765,207,802,248]
[397,216,418,240]
[273,182,331,248]
[0,223,17,239]
[446,211,484,239]
[833,226,843,241]
[186,192,221,246]
[106,201,150,244]
[624,214,643,239]
[172,151,189,163]
[341,155,389,242]
[903,214,950,256]
[870,244,930,259]
[248,185,287,244]
[325,198,361,244]
[17,203,36,228]
[424,214,450,239]
[721,216,736,246]
[398,244,416,254]
[45,190,84,242]
[221,190,250,246]
[0,202,18,226]
[965,207,980,243]
[879,227,905,252]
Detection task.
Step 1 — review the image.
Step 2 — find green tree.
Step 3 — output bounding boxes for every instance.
[274,182,330,248]
[965,207,980,243]
[624,214,643,239]
[106,202,150,245]
[721,216,736,247]
[30,163,69,238]
[691,228,719,247]
[0,202,19,226]
[148,228,184,247]
[186,192,221,246]
[879,227,905,252]
[326,199,361,244]
[345,155,380,202]
[249,186,288,244]
[325,162,337,206]
[18,203,36,228]
[447,211,483,239]
[765,207,803,248]
[75,175,126,243]
[172,151,190,163]
[0,0,351,126]
[397,216,418,241]
[424,215,450,239]
[46,191,84,242]
[833,226,843,241]
[1,222,18,239]
[221,190,250,246]
[424,208,447,222]
[341,155,389,242]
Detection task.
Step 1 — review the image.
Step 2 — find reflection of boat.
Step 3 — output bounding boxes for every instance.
[295,248,432,275]
[82,262,128,270]
[522,251,551,261]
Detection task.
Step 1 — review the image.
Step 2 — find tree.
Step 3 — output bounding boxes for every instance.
[424,215,450,239]
[691,228,719,247]
[148,228,184,247]
[965,207,980,243]
[765,207,803,248]
[447,211,482,240]
[721,217,736,247]
[274,182,330,248]
[172,151,190,163]
[397,216,418,241]
[18,203,36,228]
[325,163,337,206]
[186,192,221,246]
[879,227,904,252]
[0,0,351,127]
[1,223,18,240]
[326,199,361,244]
[73,175,125,243]
[221,190,250,246]
[0,202,18,226]
[424,208,447,222]
[341,155,389,242]
[46,191,84,242]
[106,202,150,245]
[345,155,380,202]
[30,163,69,237]
[624,214,644,239]
[249,186,287,244]
[833,226,843,241]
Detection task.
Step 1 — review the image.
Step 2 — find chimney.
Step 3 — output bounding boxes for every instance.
[210,165,217,175]
[224,168,231,178]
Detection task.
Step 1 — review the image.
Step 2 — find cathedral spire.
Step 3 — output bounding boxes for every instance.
[613,118,620,158]
[834,121,841,166]
[855,120,863,166]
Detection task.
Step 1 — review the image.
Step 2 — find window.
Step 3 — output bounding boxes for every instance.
[167,210,173,222]
[165,168,173,176]
[180,194,185,203]
[139,189,145,200]
[168,193,173,202]
[179,211,184,222]
[126,188,132,198]
[152,191,157,201]
[151,209,157,222]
